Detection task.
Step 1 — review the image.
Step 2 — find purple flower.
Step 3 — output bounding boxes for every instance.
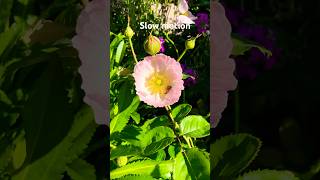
[159,36,165,53]
[194,12,209,33]
[181,64,197,87]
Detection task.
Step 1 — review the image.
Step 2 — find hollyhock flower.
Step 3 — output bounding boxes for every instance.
[212,2,238,127]
[159,37,166,53]
[72,0,108,125]
[194,12,210,33]
[133,54,184,108]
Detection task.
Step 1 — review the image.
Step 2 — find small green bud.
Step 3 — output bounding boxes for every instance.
[185,37,196,50]
[117,156,128,167]
[144,34,161,55]
[125,26,134,38]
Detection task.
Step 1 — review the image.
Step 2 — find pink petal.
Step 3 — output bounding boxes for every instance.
[211,2,238,128]
[72,0,108,125]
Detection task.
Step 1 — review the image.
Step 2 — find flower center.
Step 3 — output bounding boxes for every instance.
[146,73,171,95]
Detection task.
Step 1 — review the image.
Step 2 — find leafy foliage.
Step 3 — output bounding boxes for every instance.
[12,105,96,180]
[211,134,262,179]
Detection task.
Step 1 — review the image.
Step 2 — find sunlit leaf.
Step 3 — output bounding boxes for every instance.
[211,133,262,179]
[110,160,174,179]
[179,115,210,138]
[174,148,210,180]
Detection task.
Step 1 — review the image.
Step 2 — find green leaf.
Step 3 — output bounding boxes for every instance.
[111,145,141,160]
[66,158,96,180]
[0,0,13,31]
[141,116,170,132]
[12,137,26,170]
[142,126,175,155]
[232,36,272,57]
[0,18,25,57]
[174,148,210,180]
[115,40,127,64]
[179,115,210,138]
[0,89,12,106]
[168,145,180,159]
[172,104,192,123]
[211,133,262,179]
[110,160,174,179]
[110,96,140,135]
[118,80,135,112]
[21,61,74,164]
[13,105,96,180]
[237,170,299,180]
[130,112,140,124]
[117,175,154,180]
[155,149,166,161]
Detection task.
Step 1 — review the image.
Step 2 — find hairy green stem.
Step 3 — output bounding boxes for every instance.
[177,48,187,62]
[128,38,138,64]
[164,32,179,57]
[165,105,195,148]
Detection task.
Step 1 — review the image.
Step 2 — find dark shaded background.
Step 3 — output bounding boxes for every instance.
[214,0,320,178]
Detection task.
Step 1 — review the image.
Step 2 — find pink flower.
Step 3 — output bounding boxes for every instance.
[133,54,184,108]
[72,0,108,125]
[211,2,238,127]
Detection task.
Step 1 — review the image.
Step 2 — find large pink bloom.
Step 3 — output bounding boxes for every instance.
[211,2,238,127]
[72,0,108,125]
[133,54,184,108]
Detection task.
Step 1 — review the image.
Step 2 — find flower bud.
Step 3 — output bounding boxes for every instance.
[125,26,134,38]
[117,156,128,167]
[144,34,161,55]
[185,37,196,50]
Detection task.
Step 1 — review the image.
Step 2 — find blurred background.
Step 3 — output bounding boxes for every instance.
[214,0,320,178]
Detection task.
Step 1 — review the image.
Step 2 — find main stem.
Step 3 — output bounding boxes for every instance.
[165,105,194,148]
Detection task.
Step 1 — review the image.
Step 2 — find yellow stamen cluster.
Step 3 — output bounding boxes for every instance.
[146,72,171,95]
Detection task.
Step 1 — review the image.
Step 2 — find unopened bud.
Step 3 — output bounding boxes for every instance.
[185,37,196,50]
[144,34,161,55]
[125,26,134,38]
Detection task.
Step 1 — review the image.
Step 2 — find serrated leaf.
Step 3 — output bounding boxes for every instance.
[22,60,74,164]
[142,126,175,155]
[110,160,174,179]
[111,145,141,160]
[130,112,140,124]
[115,40,126,63]
[118,80,135,112]
[117,175,154,180]
[141,116,170,133]
[66,158,96,180]
[110,96,140,135]
[13,105,96,180]
[237,169,299,180]
[211,133,262,179]
[179,115,210,138]
[174,148,210,180]
[172,104,192,123]
[232,36,272,57]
